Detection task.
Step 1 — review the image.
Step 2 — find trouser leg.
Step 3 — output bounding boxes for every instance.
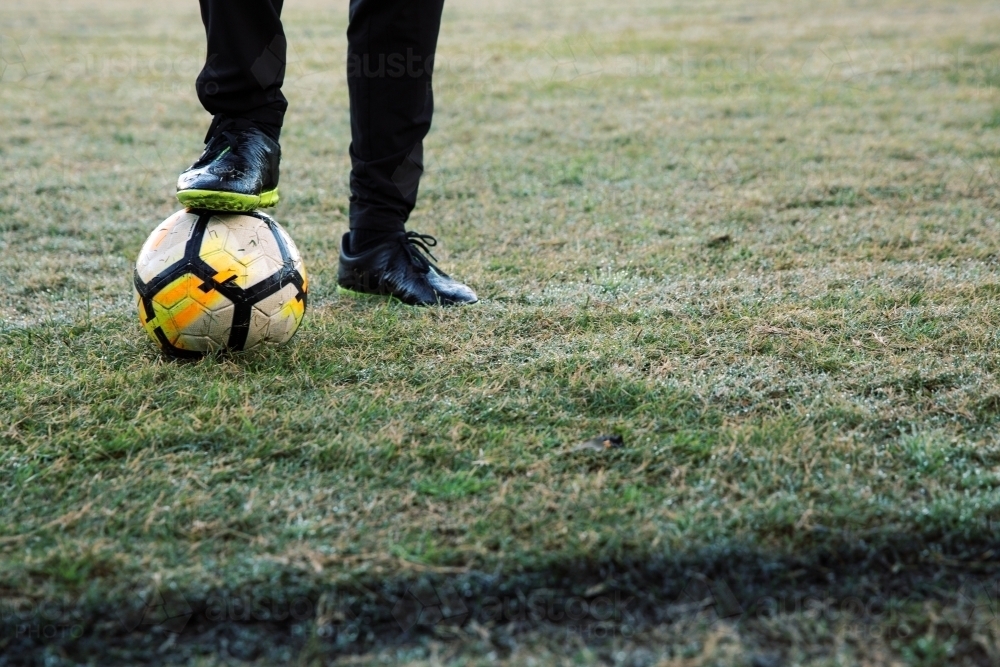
[347,0,446,235]
[197,0,288,141]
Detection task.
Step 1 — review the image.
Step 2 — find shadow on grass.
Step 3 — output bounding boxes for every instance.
[3,529,999,665]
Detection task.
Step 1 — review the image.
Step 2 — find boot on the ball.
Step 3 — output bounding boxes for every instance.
[177,124,280,212]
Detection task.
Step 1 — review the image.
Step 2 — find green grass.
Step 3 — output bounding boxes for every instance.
[3,0,1000,664]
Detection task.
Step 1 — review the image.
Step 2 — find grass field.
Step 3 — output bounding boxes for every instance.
[3,0,1000,664]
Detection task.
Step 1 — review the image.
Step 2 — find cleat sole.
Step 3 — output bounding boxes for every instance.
[336,284,477,307]
[177,187,279,213]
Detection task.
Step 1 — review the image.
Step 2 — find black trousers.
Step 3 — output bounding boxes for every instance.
[196,0,445,233]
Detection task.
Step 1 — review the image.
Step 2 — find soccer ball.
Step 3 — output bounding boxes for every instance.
[134,209,307,357]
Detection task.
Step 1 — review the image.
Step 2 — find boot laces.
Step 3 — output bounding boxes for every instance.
[402,231,441,274]
[204,130,241,161]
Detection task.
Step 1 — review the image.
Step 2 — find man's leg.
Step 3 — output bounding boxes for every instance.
[345,0,444,247]
[196,0,287,141]
[338,0,477,306]
[176,0,286,211]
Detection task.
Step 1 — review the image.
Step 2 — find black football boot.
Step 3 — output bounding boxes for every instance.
[337,231,478,306]
[176,123,280,212]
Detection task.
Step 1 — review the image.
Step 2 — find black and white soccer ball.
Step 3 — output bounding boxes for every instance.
[134,209,307,357]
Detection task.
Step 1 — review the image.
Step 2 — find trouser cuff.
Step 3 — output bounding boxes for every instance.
[205,111,283,143]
